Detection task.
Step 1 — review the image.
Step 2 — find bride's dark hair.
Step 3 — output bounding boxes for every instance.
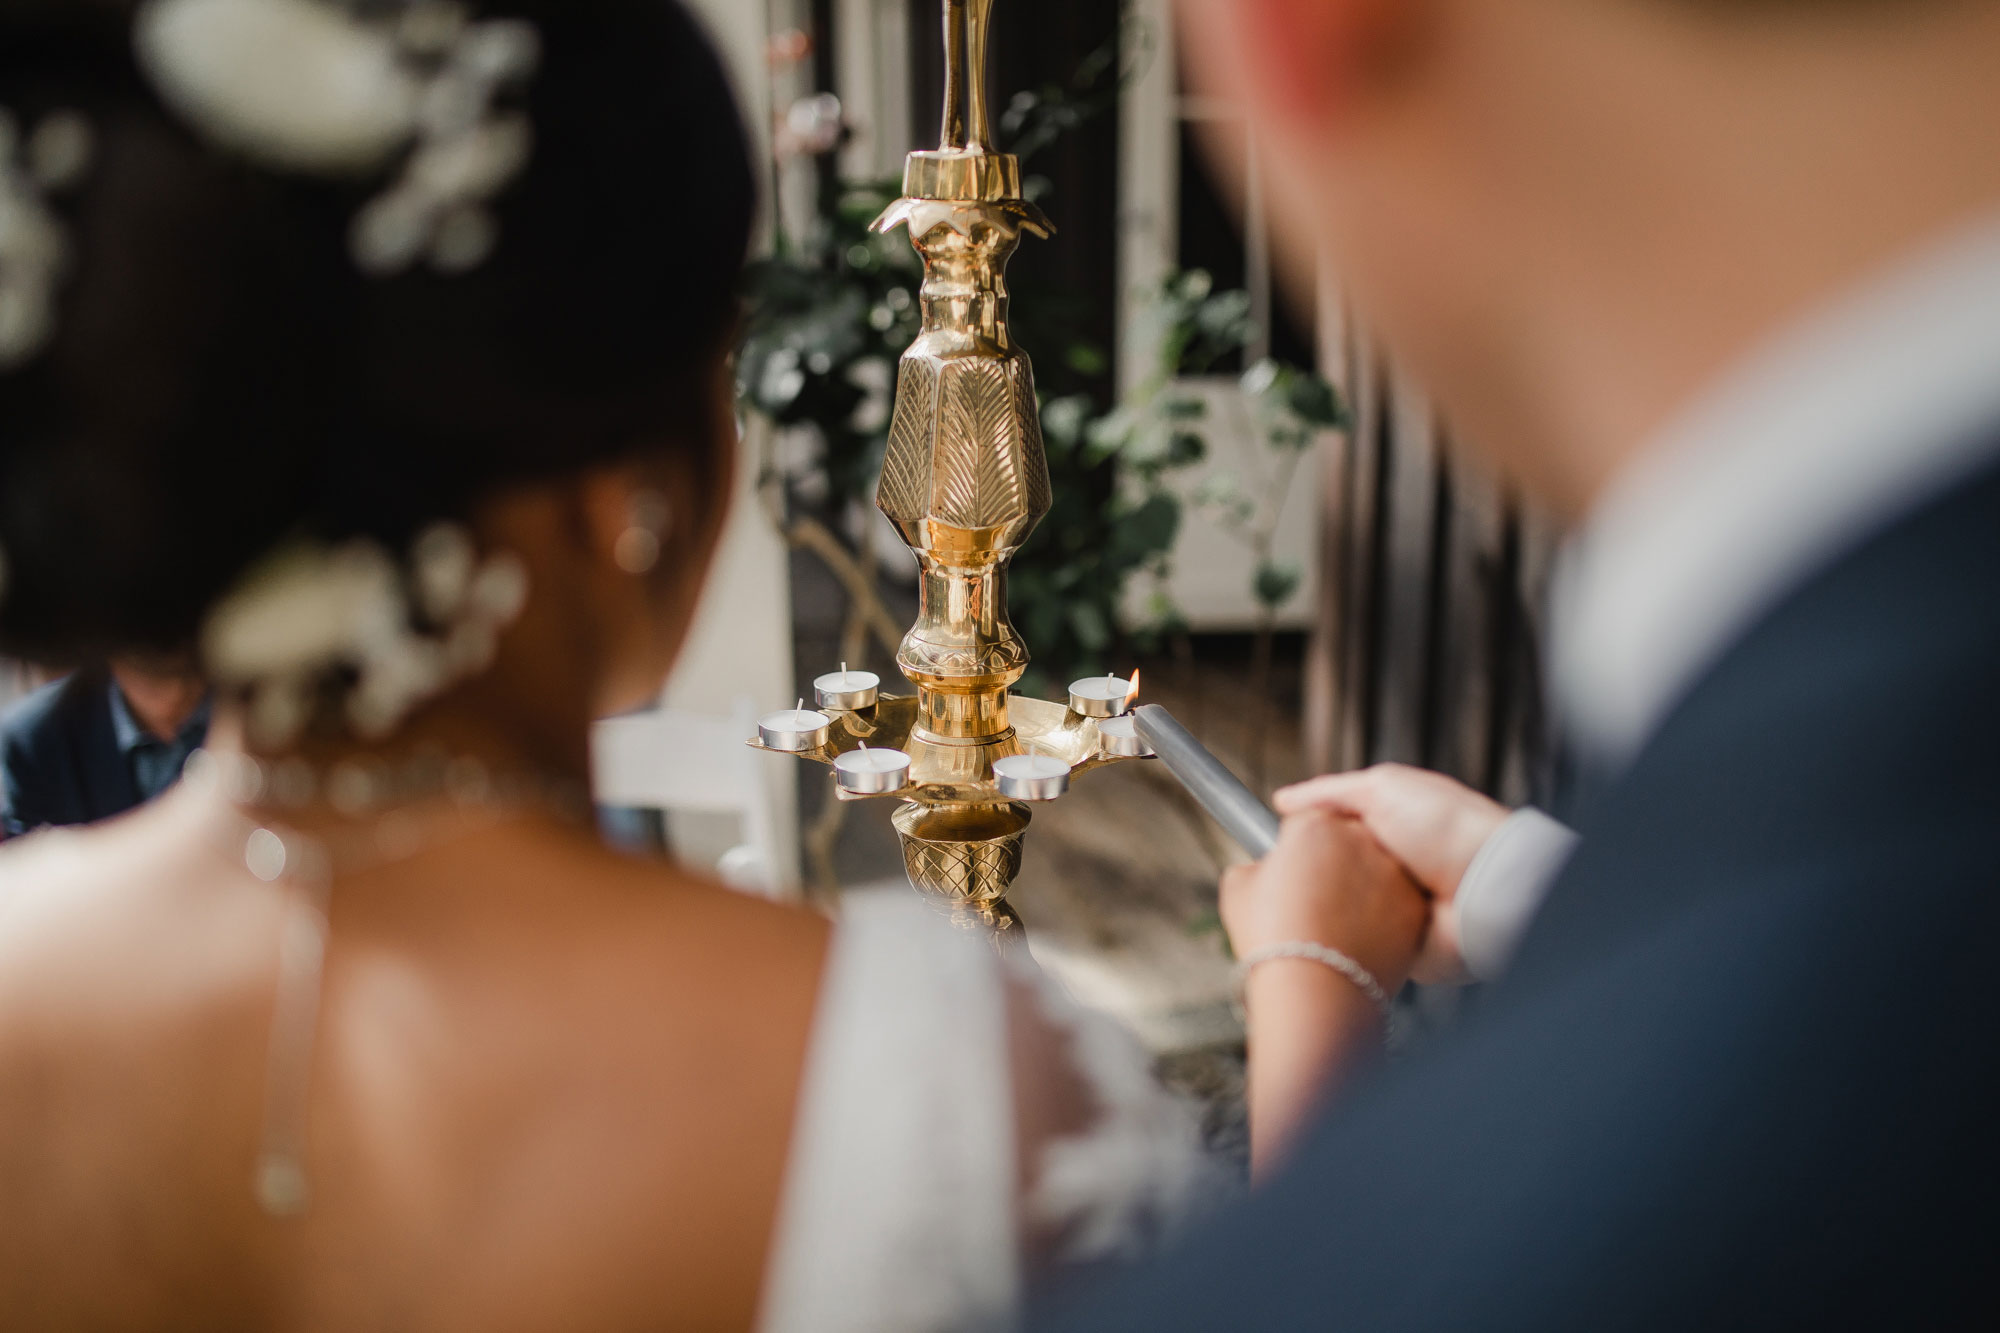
[0,0,754,664]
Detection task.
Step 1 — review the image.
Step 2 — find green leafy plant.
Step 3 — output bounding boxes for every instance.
[1195,355,1350,783]
[1198,356,1351,623]
[737,179,917,507]
[1078,268,1348,643]
[1018,269,1259,680]
[1088,271,1350,787]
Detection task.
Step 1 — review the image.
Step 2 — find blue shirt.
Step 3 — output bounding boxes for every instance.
[106,681,211,803]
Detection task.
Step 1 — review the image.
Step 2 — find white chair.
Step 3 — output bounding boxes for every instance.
[591,699,795,898]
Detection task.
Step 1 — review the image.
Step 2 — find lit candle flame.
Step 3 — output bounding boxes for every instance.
[1127,669,1141,702]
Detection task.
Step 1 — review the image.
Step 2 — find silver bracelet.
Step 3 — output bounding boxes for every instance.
[1236,941,1392,1012]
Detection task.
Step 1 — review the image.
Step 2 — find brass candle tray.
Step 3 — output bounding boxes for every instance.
[748,693,1135,806]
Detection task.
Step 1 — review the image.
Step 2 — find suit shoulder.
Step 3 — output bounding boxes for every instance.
[1,673,100,750]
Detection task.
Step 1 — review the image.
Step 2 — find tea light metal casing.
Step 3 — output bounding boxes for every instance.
[1096,714,1154,758]
[815,669,881,712]
[835,746,913,795]
[758,708,832,753]
[1067,675,1134,718]
[992,753,1071,802]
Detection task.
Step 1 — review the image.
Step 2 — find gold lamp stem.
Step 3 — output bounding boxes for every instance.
[965,0,994,150]
[941,0,965,148]
[940,0,997,152]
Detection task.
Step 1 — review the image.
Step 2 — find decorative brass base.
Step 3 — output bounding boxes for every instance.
[895,802,1031,951]
[894,799,1028,907]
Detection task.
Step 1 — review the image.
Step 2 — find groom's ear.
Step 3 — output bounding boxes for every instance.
[1181,0,1416,125]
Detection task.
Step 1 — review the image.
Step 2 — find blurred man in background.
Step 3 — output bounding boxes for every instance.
[1046,0,2000,1326]
[1,657,209,839]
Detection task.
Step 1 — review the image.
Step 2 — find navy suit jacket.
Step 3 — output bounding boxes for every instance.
[1041,454,2000,1328]
[0,669,141,839]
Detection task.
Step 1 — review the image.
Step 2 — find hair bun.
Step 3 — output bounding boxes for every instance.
[0,0,754,665]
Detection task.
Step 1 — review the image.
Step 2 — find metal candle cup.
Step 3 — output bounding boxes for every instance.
[992,753,1071,801]
[835,746,912,795]
[1096,714,1154,758]
[814,668,881,711]
[1067,674,1134,718]
[758,707,832,753]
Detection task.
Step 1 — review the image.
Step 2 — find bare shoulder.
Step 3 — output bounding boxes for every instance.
[0,803,280,1017]
[0,813,838,1326]
[0,824,120,942]
[0,808,281,1323]
[0,795,285,1091]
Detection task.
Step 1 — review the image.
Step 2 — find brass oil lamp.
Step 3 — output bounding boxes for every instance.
[751,0,1143,935]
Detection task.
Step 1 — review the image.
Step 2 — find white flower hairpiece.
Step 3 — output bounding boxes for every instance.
[135,0,541,276]
[202,525,531,749]
[0,106,94,368]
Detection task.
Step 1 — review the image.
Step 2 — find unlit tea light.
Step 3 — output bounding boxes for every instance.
[1068,674,1135,718]
[814,664,881,711]
[759,701,832,753]
[1097,714,1154,758]
[835,745,912,795]
[993,753,1071,801]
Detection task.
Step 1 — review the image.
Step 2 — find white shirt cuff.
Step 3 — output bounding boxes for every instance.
[1455,808,1580,982]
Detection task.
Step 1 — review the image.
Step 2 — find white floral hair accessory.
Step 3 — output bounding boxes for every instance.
[0,106,94,368]
[202,525,530,749]
[135,0,540,276]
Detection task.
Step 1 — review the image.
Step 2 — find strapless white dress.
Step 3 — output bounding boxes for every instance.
[758,892,1229,1333]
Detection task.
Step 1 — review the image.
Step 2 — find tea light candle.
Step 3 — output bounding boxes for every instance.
[835,745,912,795]
[1068,673,1134,718]
[1097,714,1154,758]
[759,700,832,753]
[814,663,881,711]
[993,753,1071,801]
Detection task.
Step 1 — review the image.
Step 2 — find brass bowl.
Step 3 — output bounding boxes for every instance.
[892,800,1032,911]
